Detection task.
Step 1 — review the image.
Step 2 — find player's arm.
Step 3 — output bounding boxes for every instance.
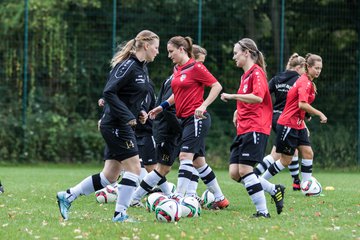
[149,94,175,120]
[221,93,262,103]
[299,101,327,123]
[196,82,222,119]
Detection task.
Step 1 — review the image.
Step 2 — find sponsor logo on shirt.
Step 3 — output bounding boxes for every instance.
[242,153,250,157]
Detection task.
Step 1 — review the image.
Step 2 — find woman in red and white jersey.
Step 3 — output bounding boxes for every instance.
[221,38,285,217]
[262,53,327,184]
[149,36,229,209]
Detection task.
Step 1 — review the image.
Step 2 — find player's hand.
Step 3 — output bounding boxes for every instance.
[220,93,232,102]
[138,110,148,124]
[232,110,237,128]
[149,106,163,120]
[127,119,137,127]
[320,113,327,124]
[194,105,207,119]
[97,119,101,131]
[98,98,105,107]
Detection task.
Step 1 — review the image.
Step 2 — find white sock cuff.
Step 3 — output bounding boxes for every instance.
[275,160,286,170]
[180,159,193,165]
[264,155,275,164]
[122,172,140,185]
[292,155,299,161]
[100,172,112,186]
[196,163,208,173]
[302,159,313,166]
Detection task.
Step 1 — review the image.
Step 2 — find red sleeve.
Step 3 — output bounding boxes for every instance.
[251,69,267,99]
[193,63,218,86]
[298,81,311,103]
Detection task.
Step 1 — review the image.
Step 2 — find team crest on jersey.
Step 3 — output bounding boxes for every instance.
[180,74,187,82]
[243,84,248,93]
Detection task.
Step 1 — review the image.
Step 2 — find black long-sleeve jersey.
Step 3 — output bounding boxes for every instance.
[101,56,150,127]
[268,70,300,113]
[135,79,156,137]
[152,75,182,144]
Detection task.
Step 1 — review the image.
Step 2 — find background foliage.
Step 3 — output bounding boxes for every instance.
[0,0,358,167]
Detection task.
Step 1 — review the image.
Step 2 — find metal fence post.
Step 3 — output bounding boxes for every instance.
[112,0,117,56]
[197,0,202,45]
[279,0,285,72]
[22,0,29,159]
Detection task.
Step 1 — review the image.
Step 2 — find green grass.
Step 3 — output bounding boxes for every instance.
[0,165,359,239]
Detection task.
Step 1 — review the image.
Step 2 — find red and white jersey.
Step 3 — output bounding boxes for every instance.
[278,74,316,129]
[171,58,218,118]
[236,64,272,135]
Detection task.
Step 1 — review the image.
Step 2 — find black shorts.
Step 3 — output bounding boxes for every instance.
[229,132,268,167]
[156,138,180,166]
[275,124,311,156]
[137,135,157,165]
[179,112,211,156]
[272,112,281,134]
[101,125,138,161]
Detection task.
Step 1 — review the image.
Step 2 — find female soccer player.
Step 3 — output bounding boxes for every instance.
[261,53,327,183]
[254,53,306,190]
[221,38,285,217]
[131,44,227,208]
[148,36,229,209]
[97,81,157,181]
[56,30,160,222]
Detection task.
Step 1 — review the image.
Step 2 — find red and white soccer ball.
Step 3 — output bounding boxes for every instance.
[201,189,215,208]
[180,196,201,217]
[146,192,168,212]
[95,185,118,203]
[155,199,182,222]
[301,177,322,196]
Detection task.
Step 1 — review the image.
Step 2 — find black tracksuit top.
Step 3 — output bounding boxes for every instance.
[101,56,150,127]
[268,70,300,113]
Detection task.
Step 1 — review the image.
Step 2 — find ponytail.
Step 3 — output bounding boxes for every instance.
[110,30,159,69]
[168,36,194,58]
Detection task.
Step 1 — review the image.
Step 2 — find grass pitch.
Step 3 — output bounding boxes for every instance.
[0,165,359,239]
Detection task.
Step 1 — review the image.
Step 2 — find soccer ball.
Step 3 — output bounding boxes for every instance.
[301,177,322,196]
[201,189,215,208]
[146,192,167,212]
[95,185,118,203]
[180,196,201,217]
[155,199,182,222]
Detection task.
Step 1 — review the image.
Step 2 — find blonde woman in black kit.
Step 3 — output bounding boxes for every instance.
[57,30,159,223]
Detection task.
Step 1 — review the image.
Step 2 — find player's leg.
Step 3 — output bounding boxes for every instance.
[298,145,314,183]
[193,156,229,209]
[57,159,121,221]
[113,155,141,222]
[229,134,270,218]
[262,125,297,180]
[288,149,301,190]
[131,139,177,205]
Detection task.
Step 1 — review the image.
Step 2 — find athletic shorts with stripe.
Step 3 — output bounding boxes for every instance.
[229,132,268,167]
[100,124,138,161]
[275,124,311,156]
[179,112,211,156]
[137,135,157,165]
